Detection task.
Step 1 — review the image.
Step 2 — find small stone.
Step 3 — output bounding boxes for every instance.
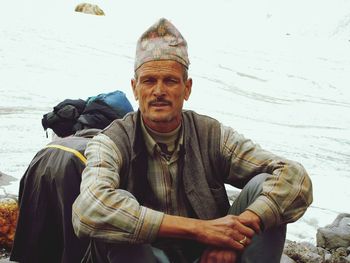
[324,252,332,262]
[317,246,328,257]
[332,247,350,263]
[0,171,16,187]
[75,3,105,16]
[300,241,318,253]
[280,253,296,263]
[283,240,323,263]
[336,256,350,263]
[336,247,348,257]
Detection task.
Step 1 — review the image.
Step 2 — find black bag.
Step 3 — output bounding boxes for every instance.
[41,99,86,137]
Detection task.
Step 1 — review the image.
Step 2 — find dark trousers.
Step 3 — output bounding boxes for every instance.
[82,173,286,263]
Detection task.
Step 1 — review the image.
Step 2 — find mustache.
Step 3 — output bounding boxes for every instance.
[149,98,172,106]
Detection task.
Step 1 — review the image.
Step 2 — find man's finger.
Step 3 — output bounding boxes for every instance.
[234,220,255,238]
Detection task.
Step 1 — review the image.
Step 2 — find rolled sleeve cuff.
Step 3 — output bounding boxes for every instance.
[247,195,282,230]
[134,206,164,243]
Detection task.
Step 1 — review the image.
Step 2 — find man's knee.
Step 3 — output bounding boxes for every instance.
[230,173,286,262]
[229,173,269,215]
[244,173,269,192]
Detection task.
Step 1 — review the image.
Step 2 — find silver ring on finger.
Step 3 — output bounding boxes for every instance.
[238,235,247,246]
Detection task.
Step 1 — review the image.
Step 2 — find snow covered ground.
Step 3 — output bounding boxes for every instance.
[1,0,350,244]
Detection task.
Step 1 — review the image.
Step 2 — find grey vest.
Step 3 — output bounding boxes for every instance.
[102,110,230,219]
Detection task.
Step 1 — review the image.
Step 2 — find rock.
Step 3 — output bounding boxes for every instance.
[0,198,18,249]
[317,213,350,250]
[331,247,350,262]
[300,241,319,254]
[75,3,105,16]
[331,256,350,263]
[0,247,10,260]
[0,187,17,202]
[280,253,296,263]
[283,240,323,263]
[335,247,348,257]
[0,172,16,187]
[317,246,329,257]
[324,252,332,262]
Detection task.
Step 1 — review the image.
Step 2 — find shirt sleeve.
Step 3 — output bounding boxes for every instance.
[220,124,313,229]
[72,133,164,244]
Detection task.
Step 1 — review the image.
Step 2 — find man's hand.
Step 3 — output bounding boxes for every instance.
[158,214,255,251]
[197,211,262,262]
[194,215,255,250]
[200,247,238,263]
[237,210,262,234]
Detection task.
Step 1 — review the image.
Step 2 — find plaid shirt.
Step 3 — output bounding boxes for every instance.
[140,120,191,218]
[72,122,312,243]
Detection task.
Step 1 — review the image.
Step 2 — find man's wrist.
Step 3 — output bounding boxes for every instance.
[246,196,281,229]
[238,210,262,233]
[158,214,199,240]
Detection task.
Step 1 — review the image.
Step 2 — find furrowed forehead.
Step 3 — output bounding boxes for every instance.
[135,60,184,78]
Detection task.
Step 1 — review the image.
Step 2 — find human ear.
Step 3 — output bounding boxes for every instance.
[131,79,138,101]
[184,78,192,101]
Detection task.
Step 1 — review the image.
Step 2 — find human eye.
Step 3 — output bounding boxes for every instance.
[141,77,156,85]
[164,77,179,85]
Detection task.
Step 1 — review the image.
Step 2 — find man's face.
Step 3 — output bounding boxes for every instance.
[131,60,192,132]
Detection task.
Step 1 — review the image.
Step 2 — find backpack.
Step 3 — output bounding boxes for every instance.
[41,99,86,137]
[73,90,134,131]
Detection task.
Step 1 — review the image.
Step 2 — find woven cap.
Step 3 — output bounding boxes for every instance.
[134,18,190,71]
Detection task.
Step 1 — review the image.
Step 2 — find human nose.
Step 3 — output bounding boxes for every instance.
[153,81,166,96]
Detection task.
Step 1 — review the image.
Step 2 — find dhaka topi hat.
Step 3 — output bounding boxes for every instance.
[134,18,190,71]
